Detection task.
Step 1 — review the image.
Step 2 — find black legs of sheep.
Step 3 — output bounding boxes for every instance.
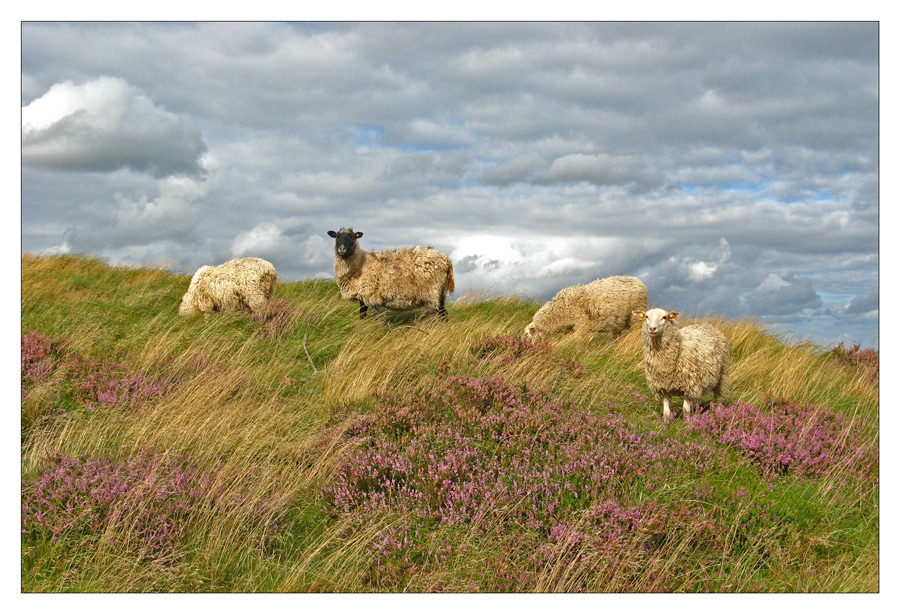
[358,302,383,319]
[357,300,448,321]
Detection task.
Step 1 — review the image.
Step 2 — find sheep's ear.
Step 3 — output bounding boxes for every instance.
[632,310,645,319]
[666,312,680,320]
[355,232,363,238]
[327,230,337,238]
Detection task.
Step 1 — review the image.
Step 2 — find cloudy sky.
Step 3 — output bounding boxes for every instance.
[20,21,879,347]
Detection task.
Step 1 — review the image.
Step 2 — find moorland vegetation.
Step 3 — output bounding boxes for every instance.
[21,254,878,592]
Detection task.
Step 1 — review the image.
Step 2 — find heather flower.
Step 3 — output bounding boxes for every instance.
[69,354,168,411]
[325,375,722,589]
[830,343,878,384]
[249,299,298,339]
[688,399,876,479]
[22,451,207,560]
[22,450,284,563]
[21,330,64,386]
[22,331,170,413]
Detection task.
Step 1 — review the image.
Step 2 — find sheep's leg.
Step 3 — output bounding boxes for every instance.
[662,397,672,420]
[438,294,449,320]
[371,305,385,320]
[683,397,693,418]
[359,301,368,319]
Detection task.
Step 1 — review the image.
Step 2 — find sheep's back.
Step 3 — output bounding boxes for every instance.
[355,246,451,309]
[182,257,276,313]
[214,257,276,282]
[531,284,589,329]
[582,276,648,332]
[680,324,728,357]
[678,323,729,390]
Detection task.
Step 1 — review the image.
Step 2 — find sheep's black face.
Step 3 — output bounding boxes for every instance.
[328,228,363,259]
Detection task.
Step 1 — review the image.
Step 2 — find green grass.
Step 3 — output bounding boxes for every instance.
[21,253,878,592]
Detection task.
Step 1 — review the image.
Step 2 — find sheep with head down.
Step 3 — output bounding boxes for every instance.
[327,227,455,320]
[524,275,647,341]
[633,308,729,420]
[179,257,277,316]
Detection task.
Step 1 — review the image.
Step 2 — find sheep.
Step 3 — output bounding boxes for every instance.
[524,275,648,341]
[633,308,729,420]
[327,227,455,320]
[178,257,277,316]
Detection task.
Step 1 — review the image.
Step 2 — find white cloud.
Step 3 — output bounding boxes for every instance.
[22,76,207,177]
[686,237,731,282]
[231,221,333,277]
[113,176,206,234]
[232,223,285,258]
[757,273,792,293]
[696,89,726,111]
[537,257,595,278]
[688,261,718,282]
[36,241,71,256]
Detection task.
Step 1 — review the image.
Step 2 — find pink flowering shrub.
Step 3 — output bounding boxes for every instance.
[69,355,168,411]
[249,299,298,339]
[830,343,878,384]
[22,450,210,561]
[21,330,65,386]
[687,398,876,479]
[22,331,171,414]
[325,375,724,589]
[22,450,285,562]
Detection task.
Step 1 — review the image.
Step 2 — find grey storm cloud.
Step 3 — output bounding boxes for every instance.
[834,290,879,318]
[532,153,658,189]
[19,21,879,347]
[480,154,545,186]
[745,274,823,316]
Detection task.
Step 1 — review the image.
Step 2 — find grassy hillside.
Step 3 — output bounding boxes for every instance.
[21,254,879,592]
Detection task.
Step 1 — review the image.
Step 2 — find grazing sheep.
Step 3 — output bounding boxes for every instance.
[327,227,455,320]
[524,275,647,341]
[633,308,729,420]
[179,257,277,316]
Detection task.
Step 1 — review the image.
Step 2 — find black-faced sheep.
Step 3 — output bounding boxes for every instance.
[179,257,277,316]
[524,275,648,341]
[633,308,729,420]
[327,227,455,320]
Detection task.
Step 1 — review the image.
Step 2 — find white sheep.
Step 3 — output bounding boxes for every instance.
[327,227,455,319]
[179,257,277,316]
[524,275,648,341]
[633,308,729,420]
